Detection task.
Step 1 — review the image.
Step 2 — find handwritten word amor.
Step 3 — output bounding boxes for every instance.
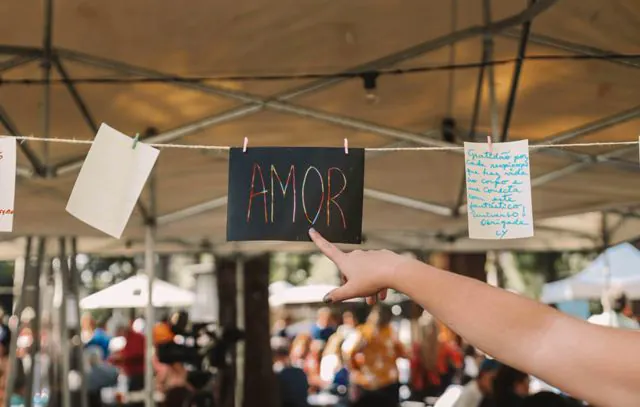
[246,164,347,228]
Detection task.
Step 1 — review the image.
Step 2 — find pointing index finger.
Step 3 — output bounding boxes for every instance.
[309,228,346,265]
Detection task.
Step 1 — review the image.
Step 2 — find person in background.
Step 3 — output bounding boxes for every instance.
[304,339,325,393]
[273,314,294,342]
[86,347,119,407]
[110,323,145,394]
[434,322,464,395]
[290,334,311,368]
[587,288,639,329]
[336,310,357,338]
[491,365,529,407]
[272,338,309,407]
[85,317,112,360]
[9,362,26,407]
[319,334,347,387]
[153,313,176,364]
[0,326,11,406]
[461,345,481,385]
[453,359,499,407]
[311,308,336,342]
[409,311,440,400]
[344,304,405,406]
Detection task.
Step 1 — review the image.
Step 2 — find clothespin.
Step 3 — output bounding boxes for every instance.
[242,137,249,153]
[344,138,349,155]
[132,133,140,149]
[486,135,493,153]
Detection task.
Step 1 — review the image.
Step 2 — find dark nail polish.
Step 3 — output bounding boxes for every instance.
[322,294,332,304]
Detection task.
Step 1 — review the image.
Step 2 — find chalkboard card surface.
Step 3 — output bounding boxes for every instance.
[227,147,365,243]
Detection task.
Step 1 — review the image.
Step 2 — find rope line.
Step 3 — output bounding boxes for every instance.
[7,135,639,152]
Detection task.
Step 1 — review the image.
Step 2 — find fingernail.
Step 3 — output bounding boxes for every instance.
[322,294,332,304]
[309,228,316,235]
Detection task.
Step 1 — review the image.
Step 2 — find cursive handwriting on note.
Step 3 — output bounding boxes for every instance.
[464,140,534,240]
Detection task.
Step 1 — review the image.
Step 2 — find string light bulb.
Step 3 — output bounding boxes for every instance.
[361,72,380,104]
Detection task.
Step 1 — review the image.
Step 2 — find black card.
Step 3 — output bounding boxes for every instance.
[227,147,365,243]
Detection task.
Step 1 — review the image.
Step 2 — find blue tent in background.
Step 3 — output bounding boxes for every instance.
[541,243,640,304]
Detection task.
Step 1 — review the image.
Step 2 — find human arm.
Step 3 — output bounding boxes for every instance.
[309,229,640,407]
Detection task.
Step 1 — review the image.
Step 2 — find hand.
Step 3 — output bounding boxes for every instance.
[309,228,412,304]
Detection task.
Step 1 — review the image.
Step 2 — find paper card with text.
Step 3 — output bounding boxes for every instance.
[66,123,159,239]
[226,147,365,243]
[0,138,16,232]
[464,139,534,239]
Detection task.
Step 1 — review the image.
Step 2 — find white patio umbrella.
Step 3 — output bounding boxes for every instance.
[80,274,195,309]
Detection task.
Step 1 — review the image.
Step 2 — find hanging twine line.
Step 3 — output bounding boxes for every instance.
[7,135,638,152]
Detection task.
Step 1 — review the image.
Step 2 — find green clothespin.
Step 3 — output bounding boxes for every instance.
[132,132,140,149]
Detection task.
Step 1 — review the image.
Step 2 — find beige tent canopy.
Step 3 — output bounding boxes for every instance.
[0,1,639,255]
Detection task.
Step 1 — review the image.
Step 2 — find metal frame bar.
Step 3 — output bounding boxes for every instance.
[364,188,453,216]
[24,237,46,407]
[144,171,157,407]
[0,55,40,73]
[5,237,32,407]
[53,56,98,133]
[531,143,639,186]
[58,237,71,407]
[500,0,533,142]
[157,196,228,226]
[500,30,640,70]
[40,0,54,173]
[483,0,501,145]
[534,105,640,145]
[69,237,88,407]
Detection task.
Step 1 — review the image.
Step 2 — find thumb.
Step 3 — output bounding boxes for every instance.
[323,282,359,304]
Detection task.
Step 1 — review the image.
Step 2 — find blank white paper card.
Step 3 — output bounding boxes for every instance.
[66,123,159,238]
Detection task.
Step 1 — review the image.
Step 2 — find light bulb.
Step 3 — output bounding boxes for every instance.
[365,91,380,104]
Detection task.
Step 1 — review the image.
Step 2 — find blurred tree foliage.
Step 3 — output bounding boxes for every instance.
[79,255,137,291]
[269,253,311,285]
[511,251,596,298]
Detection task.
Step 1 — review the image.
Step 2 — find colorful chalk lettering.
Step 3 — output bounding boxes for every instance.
[227,147,364,243]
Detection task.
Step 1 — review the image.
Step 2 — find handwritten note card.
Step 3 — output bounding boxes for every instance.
[0,138,16,232]
[66,123,159,239]
[227,147,365,243]
[464,139,534,239]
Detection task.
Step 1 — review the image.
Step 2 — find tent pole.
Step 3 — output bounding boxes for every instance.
[5,237,32,407]
[234,256,245,407]
[144,171,157,407]
[58,238,71,407]
[41,0,53,173]
[25,237,46,407]
[70,237,88,407]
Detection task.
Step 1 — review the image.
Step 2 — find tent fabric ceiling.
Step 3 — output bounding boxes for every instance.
[0,1,639,255]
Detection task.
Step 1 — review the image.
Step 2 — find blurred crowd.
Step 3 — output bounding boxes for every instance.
[271,304,585,407]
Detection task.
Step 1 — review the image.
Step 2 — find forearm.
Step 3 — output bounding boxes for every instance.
[390,260,640,405]
[392,260,550,358]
